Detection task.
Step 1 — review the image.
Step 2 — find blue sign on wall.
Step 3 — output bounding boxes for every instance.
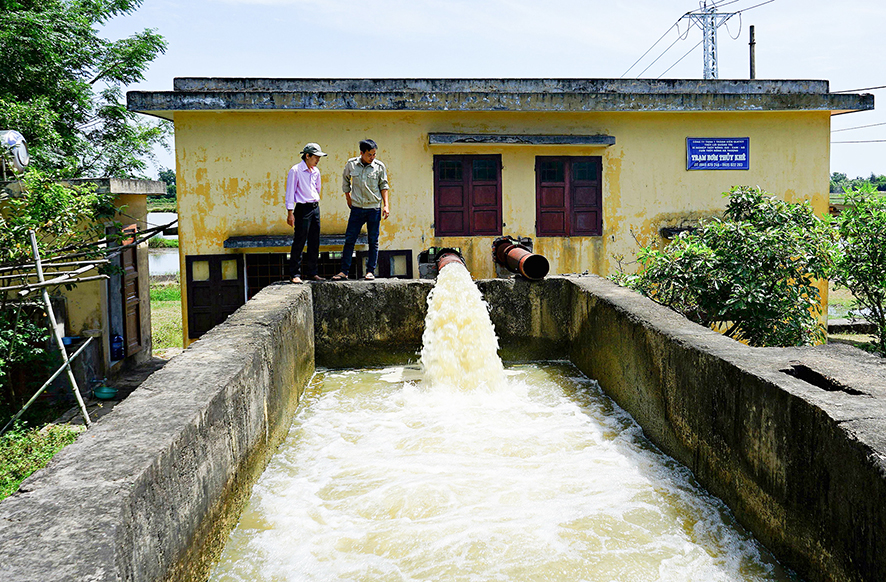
[686,138,750,170]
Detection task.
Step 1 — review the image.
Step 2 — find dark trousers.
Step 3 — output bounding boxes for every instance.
[289,202,320,278]
[340,206,381,274]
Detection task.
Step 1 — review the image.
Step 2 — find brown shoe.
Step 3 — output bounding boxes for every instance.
[308,275,326,281]
[331,272,348,281]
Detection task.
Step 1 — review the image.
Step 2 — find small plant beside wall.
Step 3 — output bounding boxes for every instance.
[832,184,886,356]
[613,186,836,347]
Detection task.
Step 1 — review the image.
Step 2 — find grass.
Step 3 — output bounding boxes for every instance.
[828,281,861,319]
[147,197,177,212]
[148,236,179,248]
[0,422,84,500]
[0,277,183,500]
[151,276,183,350]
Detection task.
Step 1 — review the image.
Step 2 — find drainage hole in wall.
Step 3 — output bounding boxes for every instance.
[780,364,866,396]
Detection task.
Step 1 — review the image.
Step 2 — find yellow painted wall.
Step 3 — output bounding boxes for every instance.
[174,109,831,342]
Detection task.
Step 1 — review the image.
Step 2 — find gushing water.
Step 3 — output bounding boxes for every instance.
[420,262,504,390]
[210,265,797,581]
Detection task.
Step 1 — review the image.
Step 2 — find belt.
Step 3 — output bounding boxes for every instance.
[295,201,319,208]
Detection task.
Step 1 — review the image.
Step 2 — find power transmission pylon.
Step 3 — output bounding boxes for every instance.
[682,1,738,79]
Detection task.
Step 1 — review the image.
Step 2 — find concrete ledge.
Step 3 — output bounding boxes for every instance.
[129,90,873,117]
[0,284,314,582]
[312,279,433,368]
[565,274,886,582]
[828,318,878,335]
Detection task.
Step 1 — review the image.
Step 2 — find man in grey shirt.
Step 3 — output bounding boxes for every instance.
[331,139,390,280]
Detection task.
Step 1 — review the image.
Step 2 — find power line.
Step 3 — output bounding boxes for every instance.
[833,85,886,93]
[658,39,705,78]
[831,140,886,144]
[832,122,886,133]
[637,20,699,77]
[621,21,683,77]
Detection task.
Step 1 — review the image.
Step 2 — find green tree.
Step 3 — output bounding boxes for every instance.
[0,169,118,266]
[830,172,849,194]
[833,184,886,355]
[0,0,168,177]
[158,166,176,199]
[614,186,835,347]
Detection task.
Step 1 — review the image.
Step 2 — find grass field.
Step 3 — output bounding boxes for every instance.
[151,276,183,350]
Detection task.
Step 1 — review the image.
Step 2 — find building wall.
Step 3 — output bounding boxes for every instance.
[174,109,831,341]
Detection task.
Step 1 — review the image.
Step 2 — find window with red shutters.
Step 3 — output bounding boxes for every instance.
[536,156,603,237]
[434,155,502,236]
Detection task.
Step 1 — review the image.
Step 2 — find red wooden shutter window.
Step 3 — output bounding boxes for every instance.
[434,155,502,237]
[536,156,602,237]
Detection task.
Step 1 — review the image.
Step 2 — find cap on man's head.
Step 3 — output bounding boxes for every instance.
[301,143,328,157]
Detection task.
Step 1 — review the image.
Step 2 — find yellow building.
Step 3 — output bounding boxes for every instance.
[129,79,872,344]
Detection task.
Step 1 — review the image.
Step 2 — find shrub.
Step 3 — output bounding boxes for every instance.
[614,186,835,347]
[832,184,886,355]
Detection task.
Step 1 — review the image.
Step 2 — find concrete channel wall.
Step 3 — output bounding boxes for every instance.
[1,276,885,582]
[0,284,314,582]
[560,276,886,582]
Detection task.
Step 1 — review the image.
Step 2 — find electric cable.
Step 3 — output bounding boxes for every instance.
[657,39,705,78]
[637,21,701,77]
[621,20,683,77]
[832,122,886,133]
[724,11,742,40]
[833,85,886,94]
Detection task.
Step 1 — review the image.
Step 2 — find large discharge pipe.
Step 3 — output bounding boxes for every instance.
[492,236,549,281]
[435,248,467,273]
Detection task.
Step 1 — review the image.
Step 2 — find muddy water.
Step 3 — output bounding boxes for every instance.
[209,264,797,581]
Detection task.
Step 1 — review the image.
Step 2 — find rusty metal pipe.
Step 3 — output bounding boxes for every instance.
[436,248,467,273]
[492,237,549,281]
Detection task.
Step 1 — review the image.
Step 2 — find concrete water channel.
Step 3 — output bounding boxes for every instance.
[0,276,884,581]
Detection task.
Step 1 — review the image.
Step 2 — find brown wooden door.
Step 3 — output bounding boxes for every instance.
[536,156,602,237]
[186,254,245,339]
[434,155,502,236]
[121,224,142,356]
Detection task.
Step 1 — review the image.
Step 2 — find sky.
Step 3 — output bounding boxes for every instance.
[103,0,886,179]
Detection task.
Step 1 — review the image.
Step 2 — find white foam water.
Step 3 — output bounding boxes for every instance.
[209,265,798,582]
[420,262,504,390]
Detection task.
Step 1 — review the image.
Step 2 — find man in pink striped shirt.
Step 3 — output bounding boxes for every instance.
[285,143,327,283]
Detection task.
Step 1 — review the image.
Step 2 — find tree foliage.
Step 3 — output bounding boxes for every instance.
[830,172,886,194]
[0,0,168,177]
[832,184,886,355]
[158,166,176,198]
[614,186,835,347]
[0,169,118,267]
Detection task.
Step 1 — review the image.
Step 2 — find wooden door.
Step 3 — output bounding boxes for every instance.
[121,224,142,356]
[186,254,245,339]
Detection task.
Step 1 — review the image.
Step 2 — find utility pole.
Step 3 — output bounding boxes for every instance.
[749,25,756,79]
[682,1,739,79]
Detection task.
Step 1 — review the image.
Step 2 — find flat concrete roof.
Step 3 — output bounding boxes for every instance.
[128,78,873,121]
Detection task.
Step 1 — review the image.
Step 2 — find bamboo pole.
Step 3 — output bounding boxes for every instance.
[0,274,108,293]
[27,230,91,427]
[0,337,94,435]
[17,263,98,297]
